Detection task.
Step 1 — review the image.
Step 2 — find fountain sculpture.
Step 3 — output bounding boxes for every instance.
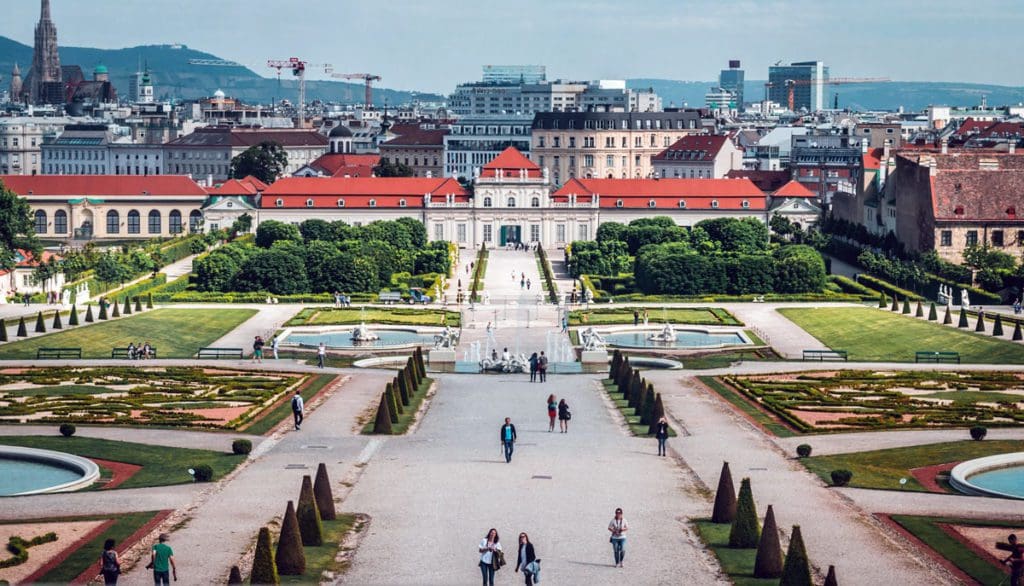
[433,326,460,349]
[580,326,607,351]
[647,322,677,344]
[350,323,380,342]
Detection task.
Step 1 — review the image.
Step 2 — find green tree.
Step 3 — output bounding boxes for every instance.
[230,141,288,184]
[250,526,279,584]
[753,504,783,578]
[299,219,334,242]
[313,463,336,521]
[95,254,130,287]
[373,159,414,177]
[711,461,737,524]
[396,217,428,248]
[255,220,302,249]
[0,180,40,273]
[779,525,812,586]
[373,392,393,434]
[275,501,306,575]
[769,213,797,239]
[230,213,252,235]
[321,253,378,293]
[728,477,760,548]
[193,248,246,292]
[232,249,309,295]
[696,217,770,254]
[773,245,826,293]
[296,475,324,546]
[595,221,628,244]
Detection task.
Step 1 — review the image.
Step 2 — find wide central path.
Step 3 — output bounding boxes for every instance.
[341,371,724,585]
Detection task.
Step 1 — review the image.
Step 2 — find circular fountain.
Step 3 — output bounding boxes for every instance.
[281,326,438,350]
[0,446,100,496]
[603,324,751,349]
[350,323,380,342]
[950,452,1024,500]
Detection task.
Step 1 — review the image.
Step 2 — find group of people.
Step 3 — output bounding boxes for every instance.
[528,351,549,382]
[124,341,154,360]
[546,394,570,433]
[332,292,352,308]
[98,532,176,585]
[632,309,650,326]
[511,271,532,291]
[505,241,536,252]
[251,335,281,363]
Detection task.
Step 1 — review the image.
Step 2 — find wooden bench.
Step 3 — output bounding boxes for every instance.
[378,291,402,305]
[36,347,82,359]
[915,351,960,364]
[111,347,158,359]
[197,347,244,359]
[802,349,848,361]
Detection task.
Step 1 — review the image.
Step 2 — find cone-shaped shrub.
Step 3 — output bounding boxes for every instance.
[85,304,95,322]
[98,301,108,320]
[943,306,952,324]
[296,475,323,546]
[609,349,622,379]
[647,393,665,436]
[975,313,985,332]
[227,565,243,584]
[314,463,336,521]
[406,356,421,387]
[385,384,399,424]
[275,501,305,575]
[34,311,46,333]
[123,296,132,315]
[628,370,644,409]
[1014,322,1023,341]
[52,310,62,329]
[711,462,737,524]
[753,505,783,578]
[890,297,899,311]
[372,392,393,434]
[146,292,154,309]
[878,292,887,308]
[640,382,657,426]
[616,358,631,394]
[395,374,410,406]
[250,526,278,584]
[779,525,812,586]
[388,382,403,415]
[728,478,760,548]
[403,364,416,394]
[396,373,410,406]
[915,301,923,317]
[414,346,425,379]
[993,314,1004,336]
[16,316,27,337]
[928,302,937,321]
[134,297,143,312]
[958,308,968,328]
[824,565,838,586]
[68,305,79,326]
[111,300,120,318]
[902,298,911,314]
[0,318,6,342]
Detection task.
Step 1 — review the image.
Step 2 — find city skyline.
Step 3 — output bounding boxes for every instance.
[1,0,1023,94]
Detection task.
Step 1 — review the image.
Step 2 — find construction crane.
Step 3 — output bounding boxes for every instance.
[764,77,890,111]
[267,58,333,127]
[330,73,381,109]
[188,58,244,67]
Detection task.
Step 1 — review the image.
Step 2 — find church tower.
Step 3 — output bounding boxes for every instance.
[139,67,154,104]
[30,0,62,104]
[9,63,23,103]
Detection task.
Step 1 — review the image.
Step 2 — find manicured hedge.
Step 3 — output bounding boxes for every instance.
[855,274,925,301]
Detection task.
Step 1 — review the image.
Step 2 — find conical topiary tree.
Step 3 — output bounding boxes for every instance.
[640,382,657,426]
[313,462,336,521]
[928,302,937,321]
[975,313,985,332]
[779,525,812,586]
[373,392,393,434]
[123,296,132,315]
[250,526,279,585]
[52,310,62,329]
[403,364,416,395]
[394,374,410,406]
[227,565,243,584]
[609,349,622,379]
[824,565,838,586]
[890,296,899,312]
[275,501,305,575]
[34,311,46,333]
[711,462,737,524]
[85,304,95,322]
[1014,322,1023,341]
[878,292,887,308]
[388,382,403,416]
[68,305,79,326]
[629,371,644,409]
[385,384,400,424]
[915,301,924,317]
[16,316,27,337]
[396,373,410,406]
[296,475,323,546]
[728,477,760,548]
[958,307,968,328]
[413,346,424,380]
[993,314,1004,336]
[647,393,665,436]
[146,292,154,309]
[0,318,6,342]
[111,299,120,318]
[134,296,143,312]
[408,356,422,387]
[943,306,952,325]
[616,360,632,395]
[902,298,911,314]
[753,504,783,578]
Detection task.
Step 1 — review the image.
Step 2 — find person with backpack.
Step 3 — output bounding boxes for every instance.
[500,417,517,463]
[99,538,120,585]
[537,351,548,382]
[291,390,304,430]
[558,398,571,433]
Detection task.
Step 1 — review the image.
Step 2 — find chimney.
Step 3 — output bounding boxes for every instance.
[940,137,948,155]
[883,138,892,161]
[1011,142,1017,155]
[861,138,868,154]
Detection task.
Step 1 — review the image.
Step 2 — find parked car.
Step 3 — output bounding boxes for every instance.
[408,288,432,304]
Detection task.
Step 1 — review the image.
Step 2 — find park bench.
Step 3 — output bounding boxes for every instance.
[196,347,244,359]
[802,349,848,361]
[111,347,158,359]
[36,347,82,359]
[378,291,402,305]
[915,351,960,364]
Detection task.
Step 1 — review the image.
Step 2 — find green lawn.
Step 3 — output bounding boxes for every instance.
[778,306,1024,363]
[698,376,796,437]
[279,515,360,584]
[802,440,1024,491]
[362,377,433,435]
[241,374,337,435]
[286,307,460,327]
[0,308,256,359]
[569,307,741,326]
[0,436,245,489]
[693,520,778,586]
[891,516,1016,585]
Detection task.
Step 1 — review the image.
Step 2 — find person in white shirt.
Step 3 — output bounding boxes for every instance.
[271,336,279,360]
[291,391,304,430]
[608,508,629,567]
[317,342,326,368]
[478,528,502,586]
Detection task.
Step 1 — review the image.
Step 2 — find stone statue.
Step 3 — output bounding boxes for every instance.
[351,323,380,342]
[60,289,71,305]
[960,288,970,307]
[648,322,677,343]
[584,288,594,303]
[479,352,529,373]
[432,326,459,349]
[580,326,607,351]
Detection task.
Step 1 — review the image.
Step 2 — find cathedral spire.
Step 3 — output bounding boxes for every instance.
[30,0,61,104]
[41,0,51,22]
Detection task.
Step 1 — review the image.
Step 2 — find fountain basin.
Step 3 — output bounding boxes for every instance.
[0,446,100,496]
[599,326,750,349]
[279,325,441,350]
[950,452,1024,500]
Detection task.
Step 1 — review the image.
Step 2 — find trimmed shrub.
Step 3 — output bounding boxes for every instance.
[779,525,812,586]
[147,292,154,309]
[394,376,409,407]
[609,349,622,379]
[111,299,120,318]
[796,444,812,458]
[830,469,853,486]
[901,298,911,314]
[824,565,838,586]
[16,316,27,337]
[34,311,46,333]
[275,500,306,575]
[68,305,79,326]
[975,313,985,332]
[227,565,243,584]
[711,461,737,524]
[890,296,899,312]
[372,392,393,434]
[296,475,324,546]
[753,504,783,579]
[52,310,62,330]
[914,301,924,317]
[85,304,95,322]
[1014,322,1023,341]
[396,373,411,406]
[250,527,278,585]
[385,384,400,423]
[629,370,644,410]
[231,439,252,455]
[928,302,937,321]
[134,297,143,312]
[993,314,1004,336]
[647,393,665,436]
[728,477,760,548]
[406,356,421,387]
[970,426,987,441]
[59,423,76,437]
[403,365,416,397]
[958,308,968,328]
[314,462,336,521]
[640,382,657,426]
[123,296,132,315]
[878,292,887,308]
[943,306,952,325]
[0,318,6,342]
[193,464,214,482]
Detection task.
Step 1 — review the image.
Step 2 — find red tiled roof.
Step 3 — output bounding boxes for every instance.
[652,134,729,162]
[480,147,540,176]
[331,165,375,178]
[553,177,766,210]
[241,175,269,191]
[307,154,380,176]
[724,170,790,192]
[773,180,816,198]
[261,176,467,208]
[0,175,207,197]
[206,179,258,196]
[380,128,448,147]
[862,147,883,170]
[0,249,61,276]
[931,169,1024,221]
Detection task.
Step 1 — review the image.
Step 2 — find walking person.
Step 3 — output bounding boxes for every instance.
[99,538,120,585]
[252,335,264,363]
[655,416,670,456]
[271,335,279,360]
[558,398,571,433]
[547,394,557,432]
[608,508,628,567]
[150,533,176,585]
[500,417,517,463]
[317,342,326,368]
[291,390,304,430]
[529,352,539,382]
[526,278,531,290]
[478,528,502,586]
[537,351,548,382]
[633,310,639,326]
[1003,533,1024,586]
[515,532,539,586]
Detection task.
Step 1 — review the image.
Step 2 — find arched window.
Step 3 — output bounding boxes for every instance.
[275,199,283,207]
[648,199,657,208]
[337,199,345,207]
[169,210,183,234]
[34,210,47,234]
[306,199,314,208]
[189,210,202,232]
[148,210,162,234]
[54,210,67,234]
[483,197,492,207]
[711,200,719,209]
[127,210,140,234]
[531,197,540,208]
[107,210,120,234]
[399,199,407,208]
[741,200,750,209]
[678,200,687,208]
[615,199,623,208]
[369,199,377,207]
[507,197,516,207]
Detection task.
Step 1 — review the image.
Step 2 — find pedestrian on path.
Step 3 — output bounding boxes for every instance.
[561,315,568,332]
[149,533,177,585]
[252,335,264,363]
[317,342,326,368]
[537,352,548,382]
[558,398,571,433]
[633,310,639,326]
[1003,533,1023,586]
[271,336,279,360]
[608,508,628,567]
[515,532,539,586]
[291,390,304,430]
[529,352,539,382]
[99,538,120,585]
[547,394,557,432]
[526,278,531,290]
[500,417,517,463]
[655,416,670,456]
[479,528,503,586]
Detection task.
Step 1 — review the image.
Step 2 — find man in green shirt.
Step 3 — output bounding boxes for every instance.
[151,533,177,584]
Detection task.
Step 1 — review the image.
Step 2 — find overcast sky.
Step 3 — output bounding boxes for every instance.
[2,0,1022,93]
